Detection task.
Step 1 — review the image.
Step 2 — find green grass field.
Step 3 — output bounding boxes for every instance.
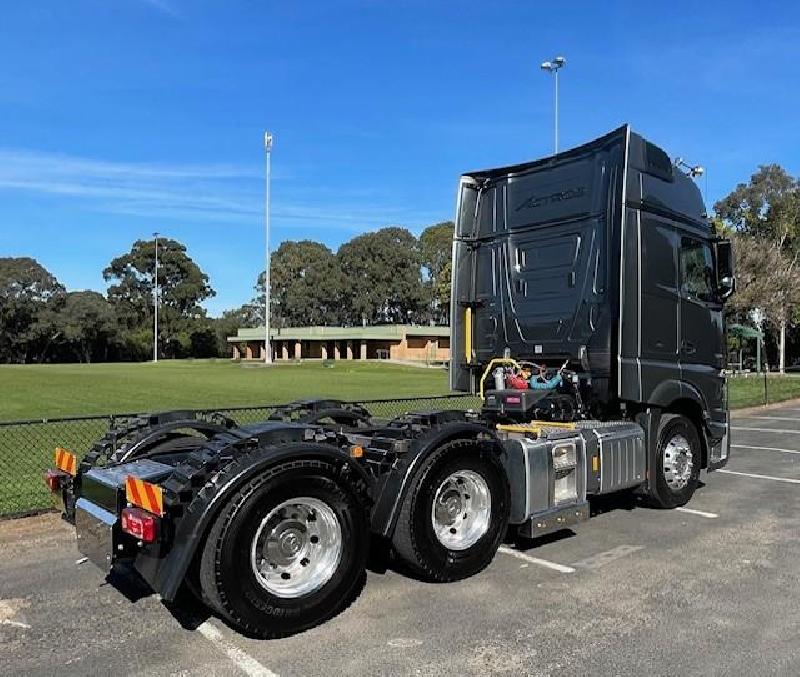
[2,360,800,516]
[728,373,800,409]
[0,359,451,421]
[2,360,797,421]
[0,360,457,515]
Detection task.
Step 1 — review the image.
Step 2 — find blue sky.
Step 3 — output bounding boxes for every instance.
[1,1,799,316]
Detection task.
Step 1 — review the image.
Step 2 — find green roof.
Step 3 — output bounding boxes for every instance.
[729,323,763,340]
[228,324,450,343]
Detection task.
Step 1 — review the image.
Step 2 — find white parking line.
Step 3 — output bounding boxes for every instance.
[197,621,279,677]
[732,426,800,434]
[498,546,576,573]
[739,416,800,422]
[675,507,719,519]
[718,469,800,485]
[0,619,31,629]
[732,444,800,455]
[571,545,644,569]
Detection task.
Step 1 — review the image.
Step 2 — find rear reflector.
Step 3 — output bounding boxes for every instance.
[44,469,67,492]
[54,447,78,476]
[121,507,158,543]
[125,476,164,516]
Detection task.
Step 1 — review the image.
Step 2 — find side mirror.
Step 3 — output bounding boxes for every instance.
[714,239,736,300]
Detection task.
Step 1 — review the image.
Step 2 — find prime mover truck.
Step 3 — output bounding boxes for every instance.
[46,125,735,638]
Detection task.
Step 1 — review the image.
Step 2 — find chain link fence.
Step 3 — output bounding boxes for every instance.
[0,395,481,518]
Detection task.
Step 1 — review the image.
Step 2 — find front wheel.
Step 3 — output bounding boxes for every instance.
[199,457,369,638]
[392,439,510,582]
[646,414,702,508]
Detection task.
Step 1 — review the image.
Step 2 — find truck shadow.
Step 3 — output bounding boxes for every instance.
[511,528,576,551]
[588,480,707,518]
[369,481,709,579]
[102,481,710,627]
[102,563,153,603]
[102,562,212,631]
[508,480,709,552]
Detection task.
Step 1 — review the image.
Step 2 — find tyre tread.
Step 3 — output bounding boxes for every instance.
[392,439,507,582]
[646,413,701,509]
[199,457,367,638]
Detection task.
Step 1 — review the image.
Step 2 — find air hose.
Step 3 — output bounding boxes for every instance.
[529,373,562,390]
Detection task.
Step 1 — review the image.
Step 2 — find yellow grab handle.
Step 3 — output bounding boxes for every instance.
[464,307,472,364]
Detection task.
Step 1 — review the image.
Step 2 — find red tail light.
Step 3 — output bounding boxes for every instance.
[121,507,158,543]
[44,469,66,492]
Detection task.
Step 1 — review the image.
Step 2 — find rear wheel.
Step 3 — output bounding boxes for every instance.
[646,414,702,508]
[392,439,509,582]
[199,459,368,638]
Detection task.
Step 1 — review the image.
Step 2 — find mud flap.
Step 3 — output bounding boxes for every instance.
[75,498,116,571]
[633,409,661,495]
[706,410,730,471]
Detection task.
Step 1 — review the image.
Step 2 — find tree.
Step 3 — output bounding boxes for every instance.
[419,221,454,324]
[715,166,800,371]
[103,238,215,358]
[253,241,344,327]
[435,258,452,319]
[0,257,64,363]
[725,234,800,370]
[58,291,117,363]
[715,165,800,244]
[337,227,426,325]
[214,305,256,357]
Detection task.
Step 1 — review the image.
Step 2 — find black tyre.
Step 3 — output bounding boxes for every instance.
[646,414,702,509]
[199,458,369,638]
[392,439,510,582]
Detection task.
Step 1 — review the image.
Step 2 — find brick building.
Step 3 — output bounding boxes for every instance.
[228,325,450,363]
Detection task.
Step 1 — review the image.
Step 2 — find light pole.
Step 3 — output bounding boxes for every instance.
[153,232,159,363]
[264,131,273,364]
[540,55,566,154]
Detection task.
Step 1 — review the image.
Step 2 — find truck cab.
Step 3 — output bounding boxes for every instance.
[450,124,733,474]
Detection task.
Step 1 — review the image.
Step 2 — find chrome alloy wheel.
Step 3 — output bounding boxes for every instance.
[430,469,491,550]
[250,497,342,598]
[663,434,694,491]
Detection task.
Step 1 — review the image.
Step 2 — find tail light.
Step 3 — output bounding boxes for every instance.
[44,469,67,492]
[121,507,158,543]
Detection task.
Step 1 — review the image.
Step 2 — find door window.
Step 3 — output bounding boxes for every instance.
[680,237,716,303]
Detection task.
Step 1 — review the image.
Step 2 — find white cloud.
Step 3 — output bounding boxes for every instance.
[0,148,259,221]
[0,148,440,230]
[137,0,180,18]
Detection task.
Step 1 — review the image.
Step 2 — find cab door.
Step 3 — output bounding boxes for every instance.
[639,218,681,399]
[678,235,725,401]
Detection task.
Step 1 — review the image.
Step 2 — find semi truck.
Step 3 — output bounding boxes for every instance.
[45,125,735,638]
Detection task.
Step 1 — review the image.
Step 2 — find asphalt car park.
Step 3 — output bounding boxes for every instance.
[2,402,800,676]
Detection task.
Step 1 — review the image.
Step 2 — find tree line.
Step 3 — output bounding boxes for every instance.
[0,222,454,364]
[715,164,800,371]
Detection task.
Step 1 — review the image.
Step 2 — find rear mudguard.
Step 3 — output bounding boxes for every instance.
[268,399,373,427]
[369,420,506,538]
[140,438,372,601]
[79,410,237,472]
[110,420,236,464]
